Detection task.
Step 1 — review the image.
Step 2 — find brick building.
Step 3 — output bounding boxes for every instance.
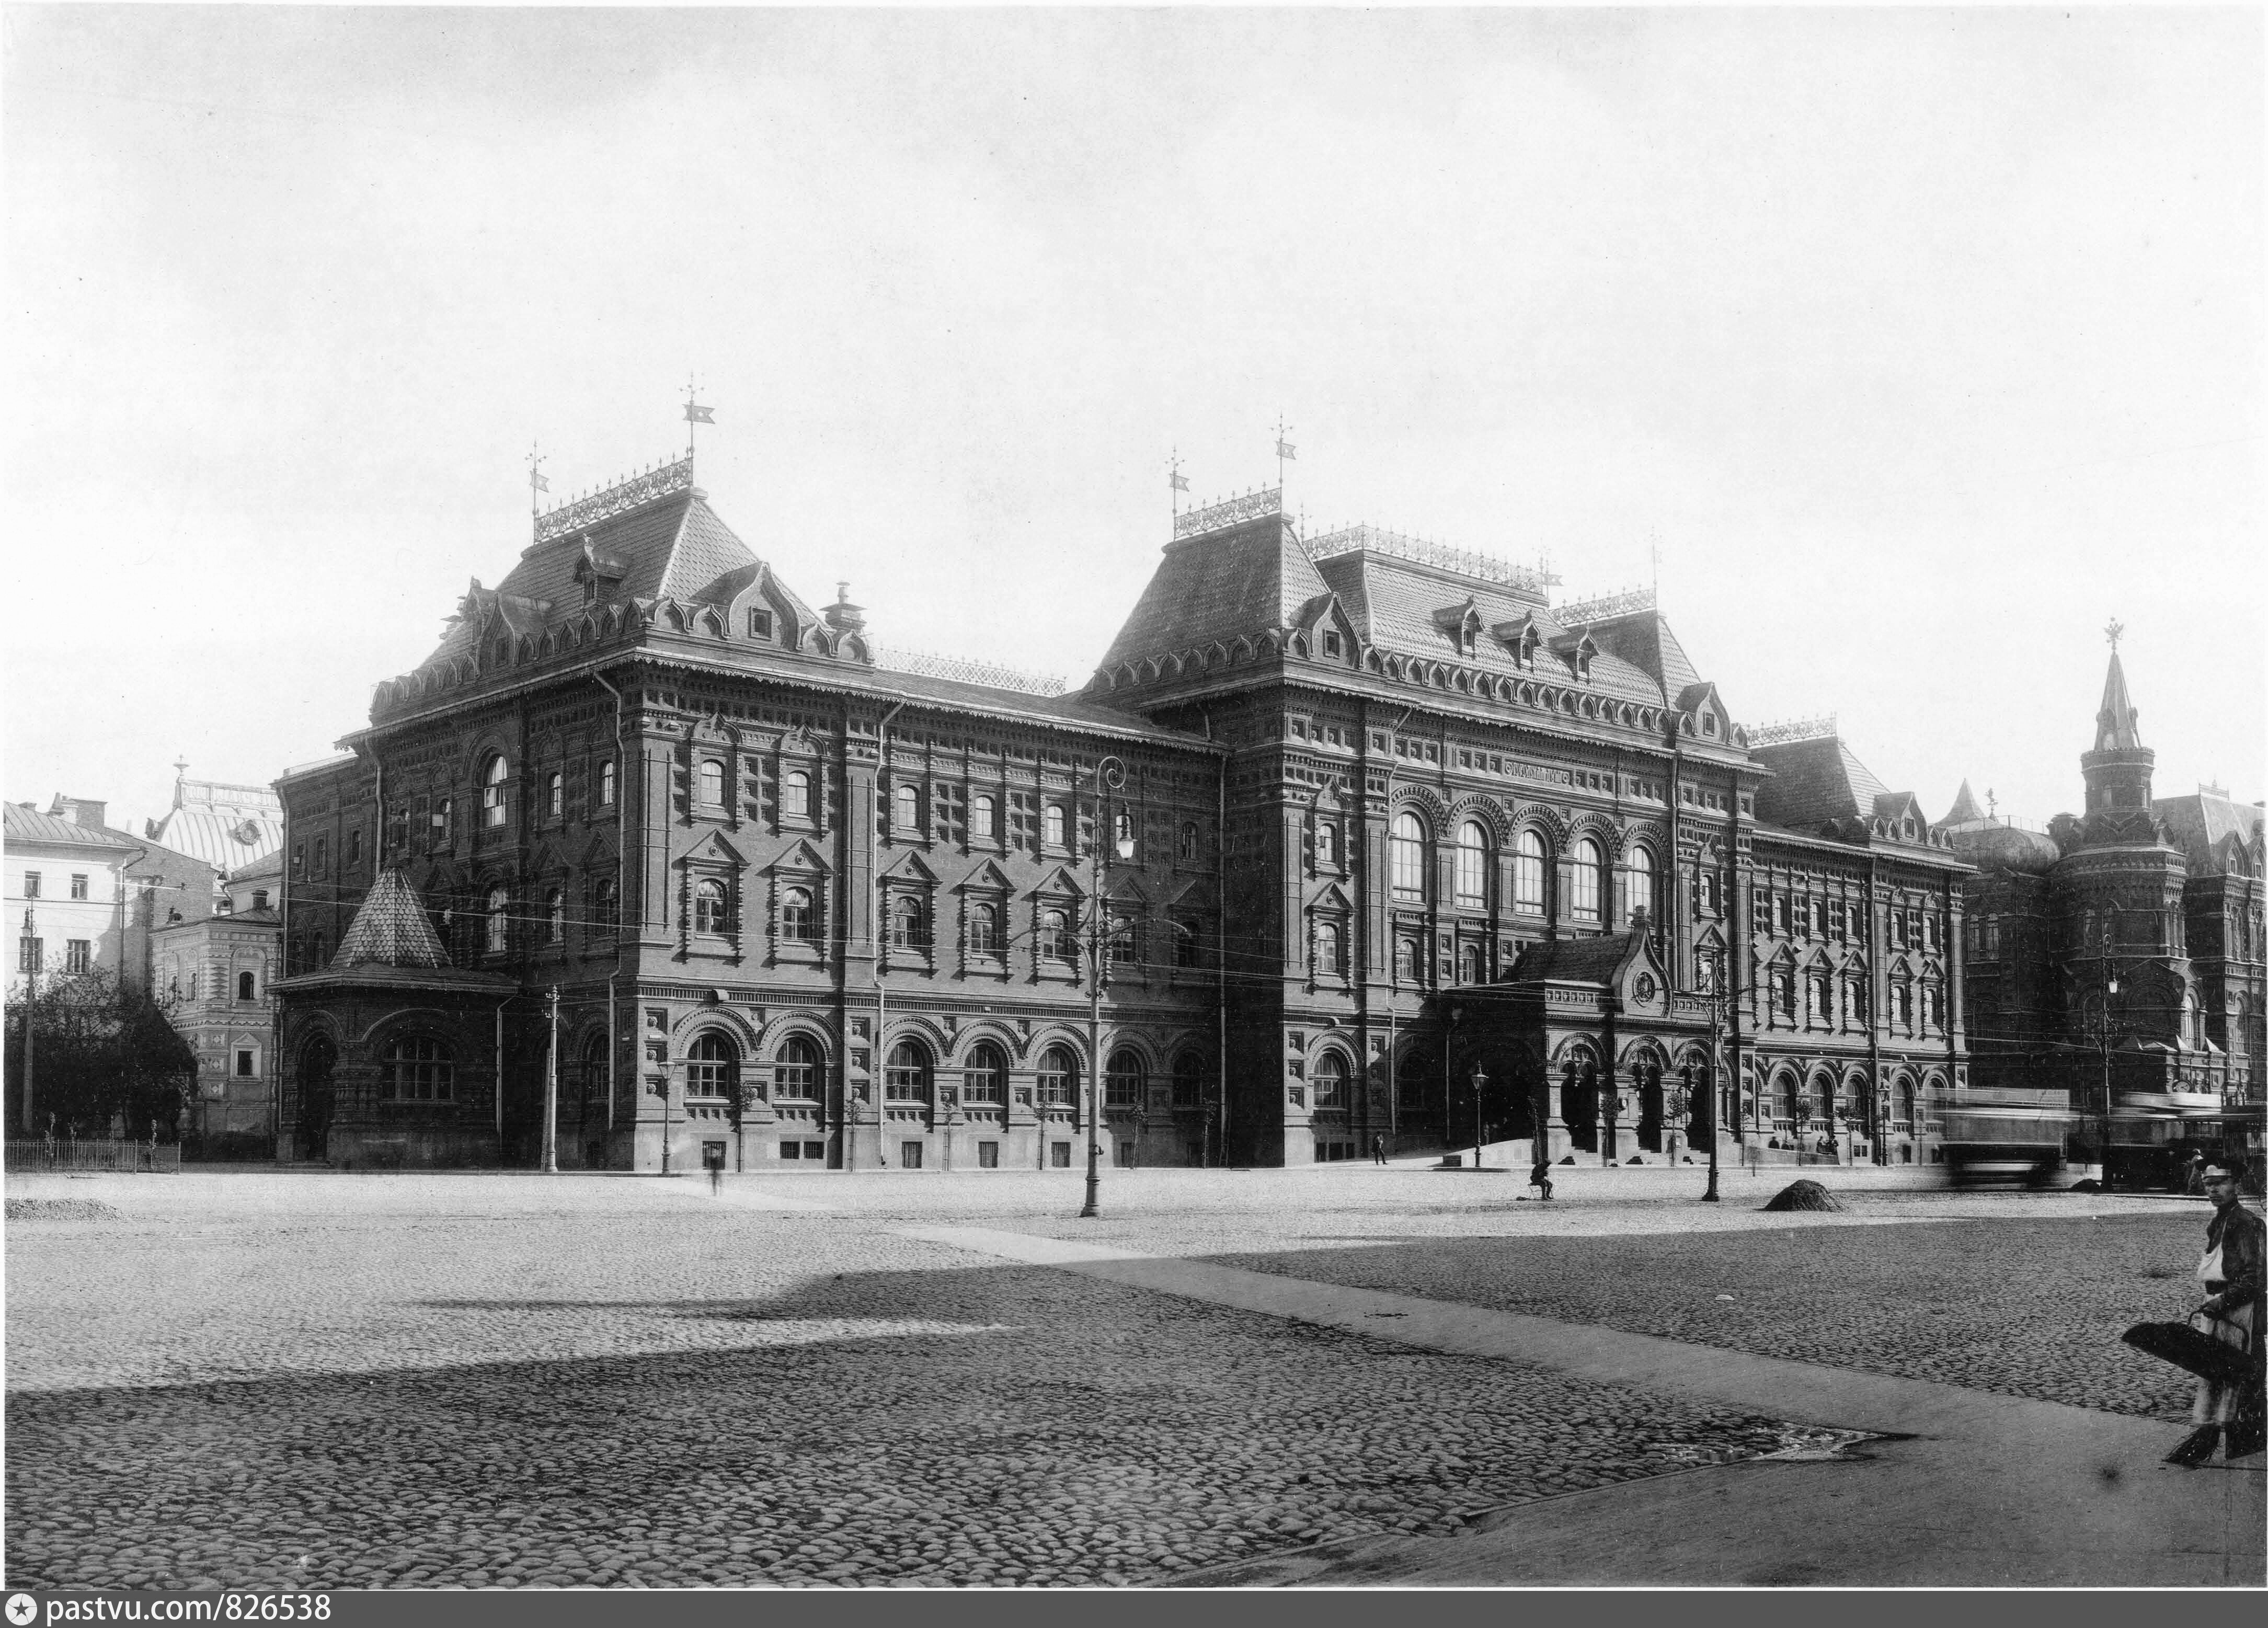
[273,459,1969,1171]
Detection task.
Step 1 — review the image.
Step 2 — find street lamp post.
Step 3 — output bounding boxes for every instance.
[1471,1065,1487,1170]
[2098,918,2118,1193]
[1080,755,1132,1219]
[542,984,559,1173]
[1702,989,1724,1202]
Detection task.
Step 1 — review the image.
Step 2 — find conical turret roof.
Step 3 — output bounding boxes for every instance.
[2094,650,2144,752]
[332,867,450,969]
[1941,780,1985,826]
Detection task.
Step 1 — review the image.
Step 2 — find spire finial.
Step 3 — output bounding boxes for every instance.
[2104,617,2124,649]
[1273,415,1296,495]
[682,375,714,462]
[1169,446,1189,524]
[526,442,548,534]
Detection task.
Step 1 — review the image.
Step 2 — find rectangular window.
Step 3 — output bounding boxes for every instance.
[22,872,40,899]
[18,937,41,973]
[804,1141,825,1161]
[64,939,91,974]
[900,1141,924,1170]
[779,1140,802,1160]
[748,608,773,639]
[69,874,88,900]
[977,1141,999,1169]
[1051,1141,1072,1168]
[312,836,327,875]
[235,1049,256,1077]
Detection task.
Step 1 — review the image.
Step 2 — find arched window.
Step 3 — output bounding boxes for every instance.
[1041,907,1074,963]
[547,771,564,818]
[232,969,252,1002]
[1044,802,1068,848]
[1569,838,1605,922]
[1314,919,1343,975]
[599,759,616,808]
[1173,920,1201,969]
[1038,1045,1078,1107]
[1394,935,1422,981]
[884,1040,929,1102]
[593,875,620,933]
[889,893,927,949]
[1454,820,1488,908]
[963,1042,1007,1105]
[693,879,730,937]
[1514,830,1547,914]
[485,885,509,953]
[581,1030,611,1108]
[1313,818,1337,868]
[895,782,921,831]
[972,794,999,840]
[383,1035,454,1102]
[1179,821,1199,862]
[686,1031,738,1098]
[1172,1052,1204,1107]
[1627,846,1656,926]
[969,901,1002,955]
[1390,812,1428,902]
[1107,914,1138,967]
[1458,943,1484,985]
[1106,1048,1144,1108]
[781,887,816,943]
[545,886,565,944]
[698,760,725,807]
[774,1035,821,1099]
[1312,1051,1348,1107]
[482,754,508,828]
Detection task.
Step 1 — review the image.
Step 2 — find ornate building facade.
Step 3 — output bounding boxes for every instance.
[273,460,1970,1171]
[1949,646,2265,1171]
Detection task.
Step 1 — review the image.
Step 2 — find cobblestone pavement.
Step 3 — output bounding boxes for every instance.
[8,1174,1832,1590]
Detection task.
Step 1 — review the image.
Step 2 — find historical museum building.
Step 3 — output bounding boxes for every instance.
[1946,646,2264,1168]
[272,455,1972,1171]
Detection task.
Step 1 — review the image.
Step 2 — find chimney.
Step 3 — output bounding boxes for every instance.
[49,795,109,830]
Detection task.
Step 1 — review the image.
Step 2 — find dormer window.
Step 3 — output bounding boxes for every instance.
[1322,629,1342,658]
[748,608,774,639]
[583,577,599,606]
[1702,714,1719,738]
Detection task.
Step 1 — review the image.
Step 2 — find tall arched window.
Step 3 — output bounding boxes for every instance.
[1172,1052,1204,1107]
[686,1031,738,1098]
[383,1035,454,1102]
[581,1030,610,1111]
[485,885,509,953]
[481,754,508,828]
[774,1035,821,1099]
[1041,907,1073,963]
[1390,812,1428,902]
[545,886,565,944]
[599,759,616,808]
[593,875,619,933]
[1044,802,1068,848]
[1569,837,1604,922]
[547,771,564,818]
[1107,914,1138,967]
[1313,818,1337,868]
[1394,935,1422,981]
[781,886,816,943]
[1626,846,1656,927]
[884,1040,929,1102]
[1037,1045,1078,1107]
[693,879,730,937]
[1514,830,1547,914]
[972,794,999,839]
[1314,919,1343,976]
[963,1042,1007,1105]
[1458,943,1484,985]
[895,782,921,831]
[1179,821,1200,862]
[1312,1050,1348,1108]
[1106,1048,1144,1108]
[969,901,1002,955]
[784,769,812,821]
[237,969,256,1002]
[697,760,725,807]
[889,893,927,948]
[1454,820,1488,908]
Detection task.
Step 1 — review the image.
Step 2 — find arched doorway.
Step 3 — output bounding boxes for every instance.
[297,1033,337,1161]
[1631,1052,1667,1153]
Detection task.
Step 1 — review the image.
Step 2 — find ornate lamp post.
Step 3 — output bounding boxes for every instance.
[542,984,560,1173]
[1471,1064,1488,1170]
[1080,756,1133,1219]
[1701,989,1724,1201]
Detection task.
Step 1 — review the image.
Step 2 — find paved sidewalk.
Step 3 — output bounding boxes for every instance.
[899,1225,2266,1587]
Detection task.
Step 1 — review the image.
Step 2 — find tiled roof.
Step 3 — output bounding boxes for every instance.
[2152,791,2264,871]
[1750,735,1893,829]
[228,848,285,885]
[1507,931,1640,985]
[333,868,450,969]
[3,802,138,851]
[2094,651,2144,751]
[1940,780,1985,827]
[1097,514,1335,672]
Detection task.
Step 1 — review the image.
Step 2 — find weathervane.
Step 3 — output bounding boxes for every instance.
[2104,617,2124,649]
[525,442,549,531]
[683,376,715,463]
[1169,447,1189,523]
[1273,415,1296,494]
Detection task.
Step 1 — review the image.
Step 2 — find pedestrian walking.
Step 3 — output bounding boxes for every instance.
[1371,1134,1387,1166]
[2126,1156,2263,1465]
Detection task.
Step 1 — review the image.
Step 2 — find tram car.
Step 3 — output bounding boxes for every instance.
[1941,1088,2079,1188]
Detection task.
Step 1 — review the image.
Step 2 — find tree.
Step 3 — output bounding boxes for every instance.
[7,969,198,1140]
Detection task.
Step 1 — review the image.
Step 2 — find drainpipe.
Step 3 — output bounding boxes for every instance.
[591,670,629,1165]
[863,699,908,1174]
[495,997,509,1156]
[606,971,618,1137]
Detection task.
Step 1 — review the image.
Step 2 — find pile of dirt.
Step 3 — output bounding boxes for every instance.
[6,1196,123,1222]
[1761,1179,1842,1213]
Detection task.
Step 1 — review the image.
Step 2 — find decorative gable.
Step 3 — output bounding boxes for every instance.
[677,829,747,869]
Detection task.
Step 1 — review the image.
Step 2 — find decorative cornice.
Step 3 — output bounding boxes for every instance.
[535,457,694,543]
[1174,487,1282,540]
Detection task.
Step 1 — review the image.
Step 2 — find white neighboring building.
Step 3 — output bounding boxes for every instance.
[6,800,139,989]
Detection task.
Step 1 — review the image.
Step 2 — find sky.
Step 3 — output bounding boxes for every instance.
[4,6,2261,838]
